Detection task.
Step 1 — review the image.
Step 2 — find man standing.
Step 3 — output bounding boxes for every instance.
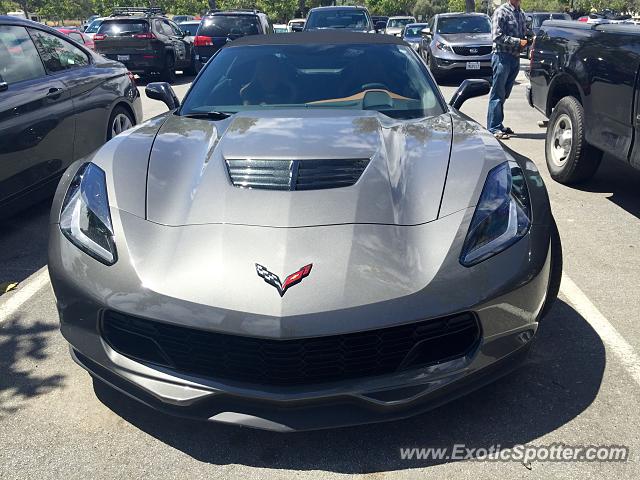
[487,0,527,140]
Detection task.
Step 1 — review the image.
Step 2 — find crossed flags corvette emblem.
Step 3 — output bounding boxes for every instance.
[255,263,313,297]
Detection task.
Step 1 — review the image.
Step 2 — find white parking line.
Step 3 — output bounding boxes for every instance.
[561,274,640,388]
[0,266,49,323]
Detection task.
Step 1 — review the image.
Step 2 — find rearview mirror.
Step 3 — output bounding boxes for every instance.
[449,79,491,110]
[145,82,180,110]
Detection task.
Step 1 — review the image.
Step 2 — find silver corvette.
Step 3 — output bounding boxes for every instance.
[48,32,561,432]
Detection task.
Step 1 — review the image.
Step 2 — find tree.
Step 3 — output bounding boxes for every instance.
[412,0,448,19]
[465,0,475,13]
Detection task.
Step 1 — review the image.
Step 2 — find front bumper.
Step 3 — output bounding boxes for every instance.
[432,55,492,72]
[50,220,551,431]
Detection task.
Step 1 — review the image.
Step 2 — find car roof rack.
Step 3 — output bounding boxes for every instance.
[206,8,263,15]
[111,7,165,17]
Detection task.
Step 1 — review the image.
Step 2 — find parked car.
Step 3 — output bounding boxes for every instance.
[273,24,288,33]
[81,14,100,31]
[385,16,416,36]
[94,9,197,82]
[55,27,95,50]
[83,17,104,39]
[49,31,561,432]
[287,18,305,32]
[401,22,428,54]
[0,16,142,217]
[422,13,493,81]
[172,15,196,24]
[194,10,272,67]
[528,20,640,184]
[522,11,571,57]
[371,15,388,26]
[178,20,200,41]
[304,6,374,33]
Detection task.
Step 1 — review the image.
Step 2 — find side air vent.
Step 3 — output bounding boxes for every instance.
[225,158,370,191]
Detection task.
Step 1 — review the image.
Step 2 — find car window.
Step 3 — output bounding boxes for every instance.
[85,19,102,34]
[404,25,426,37]
[388,18,414,28]
[199,15,260,37]
[306,10,369,30]
[179,23,199,36]
[68,32,83,43]
[437,16,491,34]
[165,20,182,36]
[181,43,443,120]
[29,29,89,73]
[97,20,150,36]
[0,25,46,84]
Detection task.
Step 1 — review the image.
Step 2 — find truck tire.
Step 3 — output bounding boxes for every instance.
[539,218,562,321]
[545,96,602,184]
[160,53,176,84]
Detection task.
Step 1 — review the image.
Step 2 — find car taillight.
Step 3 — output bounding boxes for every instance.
[94,34,106,41]
[194,35,214,47]
[134,32,156,39]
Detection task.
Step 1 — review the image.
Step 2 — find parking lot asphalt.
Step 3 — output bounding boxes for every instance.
[1,64,639,479]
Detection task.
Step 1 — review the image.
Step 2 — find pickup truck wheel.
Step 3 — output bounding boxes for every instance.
[160,54,176,84]
[546,96,603,184]
[538,218,563,321]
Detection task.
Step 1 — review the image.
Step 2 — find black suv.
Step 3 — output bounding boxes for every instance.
[194,10,272,67]
[94,7,196,83]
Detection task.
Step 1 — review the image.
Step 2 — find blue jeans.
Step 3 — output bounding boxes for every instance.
[487,53,520,134]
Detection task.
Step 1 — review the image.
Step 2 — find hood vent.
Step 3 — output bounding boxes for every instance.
[225,158,370,191]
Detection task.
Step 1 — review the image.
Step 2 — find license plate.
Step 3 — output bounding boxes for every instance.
[117,55,130,61]
[466,62,481,70]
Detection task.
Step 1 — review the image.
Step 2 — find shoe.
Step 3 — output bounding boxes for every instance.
[502,127,515,135]
[494,131,510,140]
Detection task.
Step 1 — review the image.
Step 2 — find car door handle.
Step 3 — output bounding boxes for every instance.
[46,87,63,99]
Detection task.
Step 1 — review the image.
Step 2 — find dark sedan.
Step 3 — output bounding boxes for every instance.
[0,16,142,217]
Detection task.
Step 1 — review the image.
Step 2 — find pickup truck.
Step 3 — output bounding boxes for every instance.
[527,20,640,184]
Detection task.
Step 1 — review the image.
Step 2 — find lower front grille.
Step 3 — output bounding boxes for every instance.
[452,46,492,56]
[102,311,481,386]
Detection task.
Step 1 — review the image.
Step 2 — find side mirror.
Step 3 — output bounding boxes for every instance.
[145,82,180,110]
[449,79,491,110]
[421,27,431,36]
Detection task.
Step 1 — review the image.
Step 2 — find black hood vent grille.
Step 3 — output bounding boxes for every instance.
[225,158,370,191]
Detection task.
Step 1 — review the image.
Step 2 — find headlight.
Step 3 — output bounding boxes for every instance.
[60,163,117,265]
[460,161,531,266]
[436,41,453,52]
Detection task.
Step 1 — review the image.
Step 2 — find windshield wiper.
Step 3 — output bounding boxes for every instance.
[183,111,233,120]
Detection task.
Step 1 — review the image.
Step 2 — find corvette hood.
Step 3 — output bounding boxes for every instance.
[145,110,454,227]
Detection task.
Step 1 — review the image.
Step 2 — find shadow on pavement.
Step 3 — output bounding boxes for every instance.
[0,199,51,285]
[572,156,640,221]
[135,73,195,87]
[93,299,605,473]
[0,315,65,416]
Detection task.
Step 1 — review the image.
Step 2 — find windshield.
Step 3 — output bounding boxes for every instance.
[97,20,149,36]
[388,18,414,28]
[199,15,259,37]
[179,23,199,36]
[306,10,369,30]
[437,16,491,34]
[533,13,571,27]
[404,25,426,37]
[85,19,103,34]
[180,44,443,120]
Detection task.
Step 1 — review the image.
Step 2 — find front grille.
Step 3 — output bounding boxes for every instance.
[102,311,481,386]
[452,46,492,56]
[225,158,370,191]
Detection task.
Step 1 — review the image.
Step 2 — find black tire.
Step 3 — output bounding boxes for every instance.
[539,218,563,321]
[106,105,135,141]
[184,52,198,76]
[160,53,176,83]
[545,96,603,184]
[427,53,443,83]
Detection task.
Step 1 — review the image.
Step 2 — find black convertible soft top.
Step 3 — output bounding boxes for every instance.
[226,31,407,47]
